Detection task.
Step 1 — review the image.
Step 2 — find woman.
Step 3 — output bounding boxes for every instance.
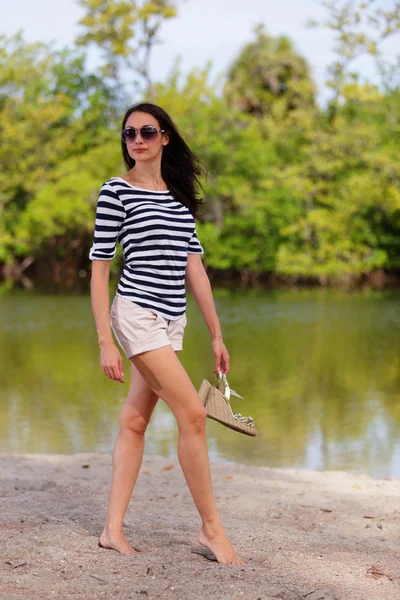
[89,103,243,565]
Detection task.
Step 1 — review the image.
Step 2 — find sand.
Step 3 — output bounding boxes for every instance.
[1,452,400,600]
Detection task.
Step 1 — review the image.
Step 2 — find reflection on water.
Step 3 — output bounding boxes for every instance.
[0,289,399,478]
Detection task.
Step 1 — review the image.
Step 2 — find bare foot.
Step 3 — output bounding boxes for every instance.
[99,527,140,556]
[199,524,245,565]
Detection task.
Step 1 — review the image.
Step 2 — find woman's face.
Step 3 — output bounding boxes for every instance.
[124,111,169,163]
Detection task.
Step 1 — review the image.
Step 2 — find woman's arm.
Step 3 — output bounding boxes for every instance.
[186,254,230,374]
[90,260,125,383]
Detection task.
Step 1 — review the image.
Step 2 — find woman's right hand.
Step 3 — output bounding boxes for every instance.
[100,342,125,383]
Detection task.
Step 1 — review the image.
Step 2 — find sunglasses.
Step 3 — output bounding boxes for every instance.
[121,126,165,143]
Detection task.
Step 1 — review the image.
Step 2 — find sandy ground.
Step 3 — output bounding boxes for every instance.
[1,453,400,600]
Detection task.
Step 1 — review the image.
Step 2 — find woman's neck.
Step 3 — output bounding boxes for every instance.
[126,161,166,189]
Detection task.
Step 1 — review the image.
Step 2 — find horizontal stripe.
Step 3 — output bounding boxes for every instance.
[126,262,186,271]
[126,269,185,282]
[117,285,187,307]
[125,249,188,262]
[125,208,191,219]
[119,232,192,246]
[121,270,186,289]
[119,279,186,299]
[120,223,193,236]
[123,215,193,230]
[124,240,191,253]
[91,241,116,249]
[115,294,185,316]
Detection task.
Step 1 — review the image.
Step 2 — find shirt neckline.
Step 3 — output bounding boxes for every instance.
[113,176,170,193]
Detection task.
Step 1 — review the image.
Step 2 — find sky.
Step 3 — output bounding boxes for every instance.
[1,0,398,104]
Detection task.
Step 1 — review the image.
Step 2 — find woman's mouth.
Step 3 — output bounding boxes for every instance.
[133,148,146,153]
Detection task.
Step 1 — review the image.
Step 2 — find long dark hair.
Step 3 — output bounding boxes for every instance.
[121,103,205,217]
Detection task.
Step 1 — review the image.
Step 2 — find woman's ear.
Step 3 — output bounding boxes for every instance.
[162,133,169,146]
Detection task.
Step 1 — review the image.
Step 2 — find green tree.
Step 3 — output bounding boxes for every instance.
[309,0,400,124]
[271,0,400,283]
[1,2,399,290]
[224,24,316,119]
[0,33,117,286]
[76,0,178,99]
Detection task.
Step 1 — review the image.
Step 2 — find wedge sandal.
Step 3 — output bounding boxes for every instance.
[198,372,258,437]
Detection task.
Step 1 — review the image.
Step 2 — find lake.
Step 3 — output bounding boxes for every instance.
[1,288,399,478]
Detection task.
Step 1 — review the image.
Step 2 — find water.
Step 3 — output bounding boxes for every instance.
[1,288,399,478]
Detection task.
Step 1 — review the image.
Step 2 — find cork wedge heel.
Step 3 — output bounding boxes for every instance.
[198,373,258,437]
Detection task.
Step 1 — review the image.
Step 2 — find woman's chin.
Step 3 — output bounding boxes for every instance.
[130,152,151,162]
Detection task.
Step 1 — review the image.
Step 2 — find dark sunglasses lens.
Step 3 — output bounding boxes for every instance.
[140,127,158,141]
[122,128,136,142]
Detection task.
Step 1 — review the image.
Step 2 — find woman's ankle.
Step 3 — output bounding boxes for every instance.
[104,519,124,533]
[201,518,224,537]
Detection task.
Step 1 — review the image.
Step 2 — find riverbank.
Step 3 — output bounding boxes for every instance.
[1,453,400,600]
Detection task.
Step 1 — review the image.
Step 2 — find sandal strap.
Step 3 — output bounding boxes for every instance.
[230,388,244,400]
[233,412,256,426]
[216,371,256,428]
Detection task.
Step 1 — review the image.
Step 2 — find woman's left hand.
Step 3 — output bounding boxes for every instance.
[212,338,230,375]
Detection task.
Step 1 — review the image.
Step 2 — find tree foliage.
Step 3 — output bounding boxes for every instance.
[77,0,177,97]
[225,24,316,119]
[308,0,400,123]
[0,0,399,289]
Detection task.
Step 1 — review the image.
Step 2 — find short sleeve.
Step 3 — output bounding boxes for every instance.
[187,224,204,255]
[89,183,126,261]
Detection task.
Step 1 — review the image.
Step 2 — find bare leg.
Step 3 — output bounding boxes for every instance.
[132,345,244,565]
[99,359,159,555]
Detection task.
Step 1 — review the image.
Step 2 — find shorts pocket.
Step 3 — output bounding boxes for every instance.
[131,308,161,340]
[176,312,187,333]
[110,296,119,318]
[111,297,162,342]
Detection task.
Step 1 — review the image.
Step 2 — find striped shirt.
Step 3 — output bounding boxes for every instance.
[89,177,204,320]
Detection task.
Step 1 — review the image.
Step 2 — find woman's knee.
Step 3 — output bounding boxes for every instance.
[119,406,149,436]
[179,404,207,434]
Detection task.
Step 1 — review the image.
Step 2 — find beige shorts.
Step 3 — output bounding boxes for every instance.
[110,295,187,359]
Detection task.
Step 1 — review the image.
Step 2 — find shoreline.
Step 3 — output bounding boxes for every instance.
[1,452,400,600]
